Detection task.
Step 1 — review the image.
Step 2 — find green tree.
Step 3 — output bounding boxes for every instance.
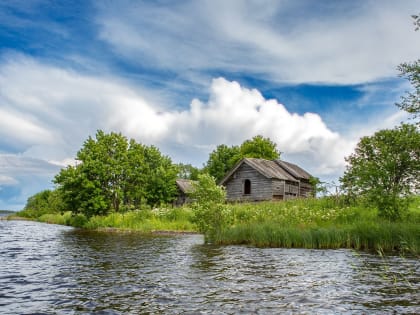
[176,163,201,180]
[396,14,420,124]
[397,60,420,124]
[239,135,280,160]
[54,130,179,217]
[340,124,420,220]
[411,13,420,31]
[190,173,230,242]
[142,145,178,207]
[22,189,64,218]
[204,135,281,183]
[309,176,328,197]
[204,144,241,183]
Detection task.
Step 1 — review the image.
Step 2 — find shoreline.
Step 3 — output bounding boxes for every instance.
[2,215,200,236]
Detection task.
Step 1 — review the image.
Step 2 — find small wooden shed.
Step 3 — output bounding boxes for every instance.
[174,179,196,206]
[219,158,313,202]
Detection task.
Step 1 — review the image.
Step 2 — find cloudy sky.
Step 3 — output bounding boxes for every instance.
[1,1,419,210]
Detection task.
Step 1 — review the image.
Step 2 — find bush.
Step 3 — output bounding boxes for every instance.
[67,214,88,228]
[190,174,230,242]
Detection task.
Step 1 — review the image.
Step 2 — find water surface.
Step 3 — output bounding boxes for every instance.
[1,220,418,314]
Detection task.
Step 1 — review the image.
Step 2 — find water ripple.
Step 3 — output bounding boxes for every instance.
[1,220,419,314]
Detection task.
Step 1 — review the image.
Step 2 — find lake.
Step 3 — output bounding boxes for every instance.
[0,220,418,314]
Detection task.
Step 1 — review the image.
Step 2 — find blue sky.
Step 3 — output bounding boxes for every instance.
[1,0,419,210]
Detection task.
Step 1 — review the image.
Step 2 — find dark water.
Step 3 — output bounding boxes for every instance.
[1,221,419,314]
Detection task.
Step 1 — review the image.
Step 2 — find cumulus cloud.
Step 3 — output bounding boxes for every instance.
[0,55,356,174]
[0,55,406,208]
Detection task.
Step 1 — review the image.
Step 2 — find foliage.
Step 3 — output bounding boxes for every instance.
[190,173,230,242]
[204,135,280,183]
[395,14,420,124]
[214,197,420,254]
[204,144,241,183]
[397,60,420,124]
[308,176,328,197]
[85,207,195,232]
[16,194,420,254]
[176,163,201,180]
[411,13,420,31]
[53,130,178,217]
[19,190,64,218]
[340,124,420,220]
[142,145,179,207]
[239,135,280,160]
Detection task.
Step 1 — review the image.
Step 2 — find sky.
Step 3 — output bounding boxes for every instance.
[0,0,419,210]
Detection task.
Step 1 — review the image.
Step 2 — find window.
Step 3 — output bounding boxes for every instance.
[244,179,251,195]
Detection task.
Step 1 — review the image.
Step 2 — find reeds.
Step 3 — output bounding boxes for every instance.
[213,197,420,254]
[15,196,420,254]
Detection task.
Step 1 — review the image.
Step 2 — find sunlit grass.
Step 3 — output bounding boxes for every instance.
[84,207,196,232]
[13,196,420,254]
[214,197,420,254]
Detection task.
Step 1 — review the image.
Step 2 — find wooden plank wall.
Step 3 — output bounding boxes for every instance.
[225,163,273,201]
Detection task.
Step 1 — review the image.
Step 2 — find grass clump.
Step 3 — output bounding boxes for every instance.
[214,196,420,254]
[12,195,420,255]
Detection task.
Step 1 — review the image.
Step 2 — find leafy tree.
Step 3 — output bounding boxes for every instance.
[204,135,281,183]
[395,14,420,124]
[190,173,230,242]
[309,176,328,197]
[176,163,201,180]
[340,124,420,220]
[411,13,420,31]
[22,189,64,218]
[397,60,420,124]
[239,135,280,160]
[142,145,178,207]
[204,144,241,183]
[54,130,178,217]
[77,130,129,212]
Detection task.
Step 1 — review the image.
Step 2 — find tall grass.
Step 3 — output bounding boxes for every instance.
[12,196,420,254]
[213,197,420,254]
[85,207,196,232]
[25,207,196,232]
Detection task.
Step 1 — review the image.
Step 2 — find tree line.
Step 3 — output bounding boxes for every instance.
[24,134,282,218]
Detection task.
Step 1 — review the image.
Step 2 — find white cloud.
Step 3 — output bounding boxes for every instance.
[95,0,420,85]
[0,175,18,186]
[0,55,408,208]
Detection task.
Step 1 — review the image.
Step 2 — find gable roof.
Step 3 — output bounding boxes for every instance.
[275,160,312,180]
[175,179,196,194]
[219,158,302,185]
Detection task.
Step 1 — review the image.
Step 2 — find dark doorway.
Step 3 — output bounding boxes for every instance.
[244,179,251,195]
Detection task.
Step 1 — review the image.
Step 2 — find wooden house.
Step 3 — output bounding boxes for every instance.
[219,158,313,202]
[174,179,196,206]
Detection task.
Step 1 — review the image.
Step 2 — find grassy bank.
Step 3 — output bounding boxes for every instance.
[215,197,420,254]
[21,207,196,233]
[13,197,420,254]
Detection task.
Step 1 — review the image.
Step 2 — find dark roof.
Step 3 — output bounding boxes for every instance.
[176,179,196,193]
[276,160,312,180]
[220,158,312,185]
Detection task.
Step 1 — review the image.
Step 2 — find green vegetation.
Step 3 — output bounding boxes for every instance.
[397,60,420,124]
[213,197,420,255]
[190,174,230,242]
[340,124,419,220]
[29,207,196,232]
[54,130,178,217]
[14,196,420,255]
[18,189,64,218]
[204,135,280,182]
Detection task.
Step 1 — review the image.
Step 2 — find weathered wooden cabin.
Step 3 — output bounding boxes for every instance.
[174,179,196,206]
[219,158,313,202]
